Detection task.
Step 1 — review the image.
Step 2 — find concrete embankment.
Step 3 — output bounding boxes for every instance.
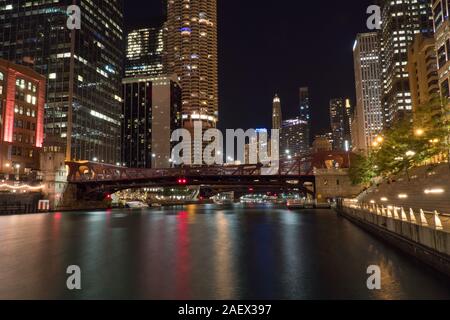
[336,206,450,277]
[0,193,42,215]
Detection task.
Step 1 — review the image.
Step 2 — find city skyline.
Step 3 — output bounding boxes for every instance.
[125,0,375,135]
[0,0,449,303]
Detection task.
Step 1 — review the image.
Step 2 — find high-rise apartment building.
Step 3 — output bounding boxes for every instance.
[126,25,165,78]
[407,34,439,112]
[281,118,310,157]
[432,0,450,101]
[0,59,45,175]
[166,0,219,129]
[272,94,282,130]
[122,75,182,169]
[299,87,311,146]
[0,0,124,164]
[330,98,352,151]
[380,0,434,126]
[299,87,311,122]
[353,33,383,153]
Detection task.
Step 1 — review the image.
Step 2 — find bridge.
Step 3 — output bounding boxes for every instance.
[65,156,317,200]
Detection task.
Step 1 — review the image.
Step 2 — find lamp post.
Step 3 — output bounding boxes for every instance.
[15,164,21,181]
[4,163,11,181]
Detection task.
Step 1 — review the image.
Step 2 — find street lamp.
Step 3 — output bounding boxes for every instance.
[414,128,425,137]
[15,164,21,181]
[3,163,11,181]
[429,139,440,144]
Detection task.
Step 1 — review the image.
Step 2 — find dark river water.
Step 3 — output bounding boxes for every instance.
[0,205,449,300]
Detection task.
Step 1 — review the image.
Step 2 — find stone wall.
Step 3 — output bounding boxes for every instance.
[337,205,450,277]
[358,164,450,214]
[315,168,364,202]
[0,192,42,215]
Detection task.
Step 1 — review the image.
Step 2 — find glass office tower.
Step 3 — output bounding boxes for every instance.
[0,0,124,164]
[126,25,165,78]
[380,0,433,126]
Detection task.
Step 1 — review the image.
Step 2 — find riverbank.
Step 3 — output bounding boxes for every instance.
[336,205,450,277]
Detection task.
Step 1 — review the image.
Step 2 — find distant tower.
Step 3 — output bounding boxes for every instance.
[329,98,352,151]
[272,94,282,130]
[125,25,164,78]
[299,87,311,146]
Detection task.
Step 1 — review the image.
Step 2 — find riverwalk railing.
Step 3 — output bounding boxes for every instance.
[341,199,450,233]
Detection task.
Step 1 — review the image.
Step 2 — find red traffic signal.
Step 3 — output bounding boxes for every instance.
[177,178,188,185]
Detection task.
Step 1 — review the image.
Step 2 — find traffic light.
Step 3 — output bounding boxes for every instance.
[177,178,188,185]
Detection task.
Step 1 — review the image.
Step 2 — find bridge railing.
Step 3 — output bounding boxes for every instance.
[341,199,450,233]
[66,158,314,183]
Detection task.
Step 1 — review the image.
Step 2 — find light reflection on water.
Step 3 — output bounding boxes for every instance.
[0,205,449,300]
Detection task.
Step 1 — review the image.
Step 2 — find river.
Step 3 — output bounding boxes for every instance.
[0,205,449,299]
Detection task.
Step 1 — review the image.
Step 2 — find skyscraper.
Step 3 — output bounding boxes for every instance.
[299,87,311,146]
[407,34,439,112]
[166,0,219,129]
[432,0,450,101]
[380,0,434,126]
[353,33,383,153]
[272,94,282,130]
[126,25,165,78]
[122,75,182,169]
[330,98,352,151]
[0,0,124,164]
[281,118,310,157]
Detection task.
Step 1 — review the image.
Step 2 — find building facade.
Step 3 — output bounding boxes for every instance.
[121,76,182,169]
[126,25,165,78]
[329,98,352,151]
[312,135,333,153]
[380,0,434,126]
[0,0,124,164]
[272,94,282,130]
[353,33,383,153]
[299,87,311,146]
[281,118,310,157]
[165,0,219,129]
[0,59,45,175]
[407,34,439,111]
[432,0,450,101]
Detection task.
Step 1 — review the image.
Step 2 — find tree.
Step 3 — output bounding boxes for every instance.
[349,98,450,184]
[349,153,377,185]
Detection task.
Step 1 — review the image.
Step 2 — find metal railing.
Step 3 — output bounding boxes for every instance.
[341,199,450,233]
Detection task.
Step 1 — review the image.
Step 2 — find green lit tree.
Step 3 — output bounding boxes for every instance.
[349,97,450,184]
[349,153,377,185]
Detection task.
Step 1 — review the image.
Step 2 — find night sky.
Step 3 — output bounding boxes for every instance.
[125,0,374,136]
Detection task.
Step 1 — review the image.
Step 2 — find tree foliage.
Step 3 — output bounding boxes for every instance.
[349,98,450,185]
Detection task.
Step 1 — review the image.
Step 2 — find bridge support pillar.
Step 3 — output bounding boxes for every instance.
[55,184,110,211]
